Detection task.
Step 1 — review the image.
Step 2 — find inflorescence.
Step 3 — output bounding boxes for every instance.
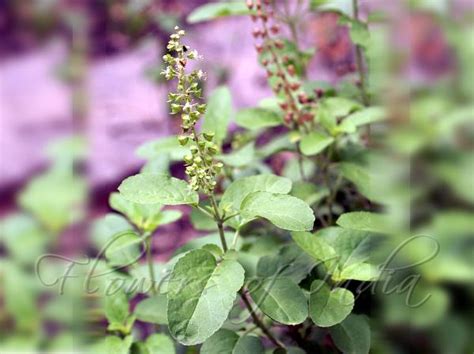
[247,0,321,129]
[162,27,222,194]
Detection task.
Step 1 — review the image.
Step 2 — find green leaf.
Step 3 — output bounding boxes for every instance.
[110,192,182,232]
[241,192,314,231]
[233,335,264,353]
[201,329,238,354]
[203,86,232,145]
[187,2,251,23]
[339,162,377,201]
[291,232,339,272]
[220,174,292,212]
[136,136,188,161]
[337,262,380,281]
[104,231,143,267]
[336,212,389,234]
[145,333,175,354]
[338,107,386,133]
[190,207,217,231]
[118,173,199,205]
[135,295,168,325]
[300,132,335,156]
[235,108,282,130]
[201,330,263,354]
[18,171,86,233]
[309,280,354,327]
[105,336,133,354]
[350,20,370,47]
[329,314,371,354]
[91,213,134,250]
[249,276,308,325]
[105,290,130,325]
[257,244,315,283]
[219,143,255,167]
[322,97,362,118]
[167,250,245,345]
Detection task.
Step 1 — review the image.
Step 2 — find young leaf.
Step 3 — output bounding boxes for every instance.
[203,86,232,145]
[291,232,339,273]
[338,106,386,134]
[104,231,143,267]
[300,132,335,156]
[145,333,175,354]
[329,314,371,354]
[105,336,133,354]
[337,262,380,281]
[240,192,315,231]
[118,173,199,205]
[187,2,251,24]
[235,108,282,130]
[167,249,245,345]
[249,276,308,325]
[135,295,168,325]
[350,20,370,47]
[309,280,354,327]
[105,290,130,325]
[220,174,292,212]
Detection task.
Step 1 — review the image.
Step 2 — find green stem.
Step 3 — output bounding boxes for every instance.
[208,196,284,349]
[352,0,370,107]
[145,233,157,295]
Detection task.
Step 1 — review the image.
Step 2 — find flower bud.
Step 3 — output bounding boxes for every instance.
[178,135,189,146]
[255,44,264,53]
[270,24,279,34]
[184,154,193,164]
[203,132,215,141]
[279,102,289,111]
[298,93,309,104]
[274,40,284,49]
[246,0,254,9]
[284,112,294,124]
[262,59,269,66]
[287,65,296,76]
[315,88,324,98]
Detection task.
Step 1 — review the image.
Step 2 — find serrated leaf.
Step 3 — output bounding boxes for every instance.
[167,249,245,345]
[291,232,339,272]
[309,280,354,327]
[300,132,335,156]
[145,333,175,354]
[249,276,308,325]
[336,212,389,234]
[235,108,282,130]
[187,2,251,23]
[220,174,292,212]
[203,86,232,145]
[118,173,198,205]
[329,314,371,354]
[135,295,168,325]
[241,192,314,231]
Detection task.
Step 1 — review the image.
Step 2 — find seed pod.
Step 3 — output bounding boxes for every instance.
[184,154,193,164]
[290,82,301,91]
[279,102,289,111]
[287,65,296,76]
[270,24,279,34]
[284,112,294,124]
[298,93,309,104]
[315,88,324,98]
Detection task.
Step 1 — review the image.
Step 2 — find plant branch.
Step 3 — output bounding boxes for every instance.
[239,289,285,349]
[352,0,370,107]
